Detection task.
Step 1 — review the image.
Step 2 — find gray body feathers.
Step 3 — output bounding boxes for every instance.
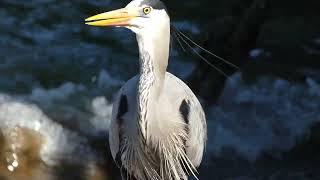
[109,72,207,180]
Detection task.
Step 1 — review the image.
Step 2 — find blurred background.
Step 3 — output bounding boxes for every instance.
[0,0,319,179]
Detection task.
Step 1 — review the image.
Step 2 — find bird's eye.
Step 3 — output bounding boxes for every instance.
[143,7,152,15]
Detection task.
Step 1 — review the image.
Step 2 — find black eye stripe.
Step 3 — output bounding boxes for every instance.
[139,0,167,11]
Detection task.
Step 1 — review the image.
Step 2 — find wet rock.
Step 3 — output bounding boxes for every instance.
[0,127,116,180]
[0,127,53,180]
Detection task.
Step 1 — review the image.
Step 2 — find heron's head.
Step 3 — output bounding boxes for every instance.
[85,0,169,36]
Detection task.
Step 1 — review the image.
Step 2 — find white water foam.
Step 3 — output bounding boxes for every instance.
[206,73,320,161]
[30,82,86,104]
[0,96,95,165]
[0,69,119,166]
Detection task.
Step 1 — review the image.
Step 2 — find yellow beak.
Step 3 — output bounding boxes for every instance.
[85,8,138,27]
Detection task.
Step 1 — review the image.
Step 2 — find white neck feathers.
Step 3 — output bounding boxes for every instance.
[136,28,170,141]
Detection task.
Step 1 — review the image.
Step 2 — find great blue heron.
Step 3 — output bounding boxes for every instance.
[85,0,207,179]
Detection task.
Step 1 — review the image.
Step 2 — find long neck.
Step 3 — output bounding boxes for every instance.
[137,32,170,89]
[136,27,170,140]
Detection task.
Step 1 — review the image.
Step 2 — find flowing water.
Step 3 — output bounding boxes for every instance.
[0,0,320,179]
